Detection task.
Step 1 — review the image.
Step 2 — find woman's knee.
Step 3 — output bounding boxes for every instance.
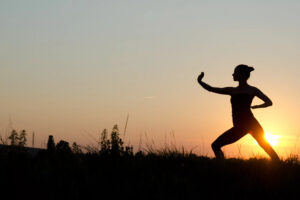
[211,140,220,151]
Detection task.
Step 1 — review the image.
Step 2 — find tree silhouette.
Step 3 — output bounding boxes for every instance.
[99,128,110,153]
[18,130,27,147]
[8,129,18,146]
[72,142,83,154]
[110,124,124,155]
[56,140,72,153]
[98,124,133,155]
[47,135,56,152]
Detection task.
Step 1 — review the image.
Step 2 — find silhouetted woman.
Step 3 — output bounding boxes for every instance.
[197,64,280,161]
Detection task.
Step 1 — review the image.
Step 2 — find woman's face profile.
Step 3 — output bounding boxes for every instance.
[232,69,240,81]
[232,67,250,81]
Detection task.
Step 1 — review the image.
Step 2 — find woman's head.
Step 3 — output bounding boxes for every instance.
[233,64,255,81]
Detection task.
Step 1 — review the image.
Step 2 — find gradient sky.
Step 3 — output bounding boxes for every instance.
[1,0,300,158]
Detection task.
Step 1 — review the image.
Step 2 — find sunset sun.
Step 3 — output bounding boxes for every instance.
[264,133,280,146]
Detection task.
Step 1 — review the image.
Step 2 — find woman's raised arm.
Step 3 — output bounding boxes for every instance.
[197,72,234,95]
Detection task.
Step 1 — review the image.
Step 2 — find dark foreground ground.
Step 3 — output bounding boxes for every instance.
[1,148,299,200]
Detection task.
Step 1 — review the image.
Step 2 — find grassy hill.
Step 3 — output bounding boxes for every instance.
[0,146,299,200]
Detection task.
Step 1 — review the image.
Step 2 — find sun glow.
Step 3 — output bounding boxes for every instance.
[264,132,280,146]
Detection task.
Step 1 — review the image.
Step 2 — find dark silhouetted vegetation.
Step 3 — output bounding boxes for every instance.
[7,129,27,146]
[0,126,299,200]
[47,135,55,152]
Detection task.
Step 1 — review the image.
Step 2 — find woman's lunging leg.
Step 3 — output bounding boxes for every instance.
[211,127,247,159]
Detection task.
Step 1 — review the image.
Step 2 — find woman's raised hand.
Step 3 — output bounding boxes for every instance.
[197,72,205,83]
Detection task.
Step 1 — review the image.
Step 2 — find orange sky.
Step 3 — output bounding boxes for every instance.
[0,1,300,158]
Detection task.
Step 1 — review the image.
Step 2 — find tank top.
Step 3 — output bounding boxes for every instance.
[230,93,255,126]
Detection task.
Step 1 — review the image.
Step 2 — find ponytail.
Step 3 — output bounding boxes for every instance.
[248,66,255,72]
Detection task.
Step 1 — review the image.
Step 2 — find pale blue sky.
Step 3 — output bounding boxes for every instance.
[1,1,300,157]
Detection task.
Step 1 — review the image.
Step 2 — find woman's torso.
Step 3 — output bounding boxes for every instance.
[230,90,255,126]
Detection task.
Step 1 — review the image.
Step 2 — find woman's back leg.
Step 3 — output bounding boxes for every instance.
[250,123,280,161]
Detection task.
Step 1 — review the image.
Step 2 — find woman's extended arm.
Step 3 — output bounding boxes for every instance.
[251,88,273,109]
[197,72,233,95]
